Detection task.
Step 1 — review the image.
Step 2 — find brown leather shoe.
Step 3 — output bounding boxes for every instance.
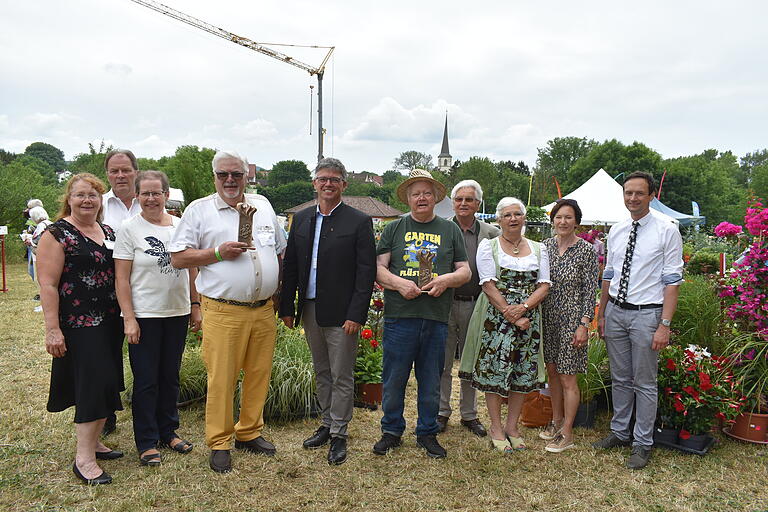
[209,450,231,473]
[235,436,276,456]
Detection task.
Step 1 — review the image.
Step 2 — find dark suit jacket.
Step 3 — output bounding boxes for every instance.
[279,202,377,327]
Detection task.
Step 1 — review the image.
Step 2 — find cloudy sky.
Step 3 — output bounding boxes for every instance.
[2,1,767,173]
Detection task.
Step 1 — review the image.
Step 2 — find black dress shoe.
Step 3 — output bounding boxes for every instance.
[461,418,488,437]
[72,463,112,485]
[209,450,231,473]
[437,415,449,433]
[303,426,331,449]
[327,437,347,465]
[95,449,124,460]
[235,436,276,456]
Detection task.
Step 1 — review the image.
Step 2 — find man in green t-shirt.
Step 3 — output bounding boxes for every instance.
[372,169,470,459]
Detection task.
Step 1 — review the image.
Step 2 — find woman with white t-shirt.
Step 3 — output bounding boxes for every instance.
[114,170,202,466]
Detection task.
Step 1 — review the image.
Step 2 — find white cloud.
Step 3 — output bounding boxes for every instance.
[103,62,133,75]
[231,118,279,141]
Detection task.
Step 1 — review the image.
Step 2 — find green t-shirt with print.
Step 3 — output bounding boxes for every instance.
[377,215,468,323]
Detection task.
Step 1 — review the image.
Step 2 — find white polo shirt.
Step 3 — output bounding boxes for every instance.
[169,193,287,302]
[603,209,683,305]
[102,189,141,233]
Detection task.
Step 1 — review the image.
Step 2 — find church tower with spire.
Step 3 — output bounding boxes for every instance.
[437,113,453,173]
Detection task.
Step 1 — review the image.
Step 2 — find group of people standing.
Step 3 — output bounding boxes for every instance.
[37,147,682,486]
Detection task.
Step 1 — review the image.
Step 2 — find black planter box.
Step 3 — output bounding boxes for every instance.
[574,400,598,428]
[653,431,717,456]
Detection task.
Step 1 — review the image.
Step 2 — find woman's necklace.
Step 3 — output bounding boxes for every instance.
[502,234,523,255]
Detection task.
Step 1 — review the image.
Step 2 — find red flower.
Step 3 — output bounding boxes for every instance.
[715,412,726,420]
[698,372,713,391]
[679,429,691,440]
[673,397,686,412]
[664,387,672,395]
[370,339,379,349]
[361,329,373,340]
[665,359,677,370]
[682,386,701,402]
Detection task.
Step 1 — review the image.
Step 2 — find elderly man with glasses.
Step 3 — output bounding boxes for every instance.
[169,150,287,473]
[279,157,376,465]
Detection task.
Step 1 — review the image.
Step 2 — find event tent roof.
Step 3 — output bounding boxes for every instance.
[542,169,677,226]
[650,198,705,227]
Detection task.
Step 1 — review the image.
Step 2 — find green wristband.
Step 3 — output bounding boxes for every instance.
[214,245,224,262]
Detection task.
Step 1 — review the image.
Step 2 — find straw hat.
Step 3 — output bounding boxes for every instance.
[396,169,447,204]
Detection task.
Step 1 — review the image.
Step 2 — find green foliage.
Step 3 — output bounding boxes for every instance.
[672,275,726,354]
[686,251,720,275]
[344,181,392,204]
[525,206,547,223]
[725,333,768,413]
[0,159,61,233]
[268,160,310,187]
[69,141,112,182]
[24,142,65,171]
[577,336,610,403]
[738,149,768,186]
[683,229,742,257]
[382,169,405,184]
[393,150,433,171]
[263,323,317,421]
[752,163,768,201]
[163,146,216,206]
[565,139,662,193]
[260,181,314,214]
[10,155,57,186]
[0,149,17,165]
[532,136,596,206]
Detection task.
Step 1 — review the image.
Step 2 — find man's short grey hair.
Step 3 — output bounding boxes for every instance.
[496,197,527,218]
[212,150,249,174]
[314,157,347,181]
[28,206,49,223]
[451,180,483,202]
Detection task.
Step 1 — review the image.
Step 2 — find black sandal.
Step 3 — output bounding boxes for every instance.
[160,439,193,454]
[139,452,162,466]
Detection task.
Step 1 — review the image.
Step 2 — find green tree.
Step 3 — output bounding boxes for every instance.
[0,159,61,233]
[751,163,768,201]
[163,146,216,206]
[565,139,662,193]
[393,151,433,171]
[739,149,768,186]
[24,142,66,171]
[268,160,310,187]
[11,155,57,186]
[260,181,314,214]
[531,136,596,205]
[0,149,17,165]
[69,141,113,182]
[381,170,404,184]
[345,181,393,204]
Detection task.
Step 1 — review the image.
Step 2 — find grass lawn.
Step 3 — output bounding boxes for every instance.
[0,263,766,512]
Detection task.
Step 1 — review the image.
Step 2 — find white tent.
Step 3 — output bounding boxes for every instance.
[542,169,677,226]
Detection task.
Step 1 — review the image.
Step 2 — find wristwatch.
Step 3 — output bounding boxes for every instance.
[660,318,672,327]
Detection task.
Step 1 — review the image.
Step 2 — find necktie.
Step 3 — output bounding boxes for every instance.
[616,220,640,304]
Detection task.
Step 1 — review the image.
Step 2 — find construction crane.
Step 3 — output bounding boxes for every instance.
[128,0,335,162]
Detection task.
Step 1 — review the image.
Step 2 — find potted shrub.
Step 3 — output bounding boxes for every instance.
[575,336,609,428]
[355,328,383,405]
[656,344,743,451]
[724,334,768,443]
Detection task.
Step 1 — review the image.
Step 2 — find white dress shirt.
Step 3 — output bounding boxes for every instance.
[603,209,683,305]
[169,193,287,302]
[476,238,551,285]
[102,189,141,233]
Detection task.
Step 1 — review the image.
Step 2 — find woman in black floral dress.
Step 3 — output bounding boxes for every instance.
[37,173,124,485]
[540,199,599,453]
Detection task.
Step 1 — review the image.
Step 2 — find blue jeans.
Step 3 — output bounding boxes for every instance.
[380,317,448,437]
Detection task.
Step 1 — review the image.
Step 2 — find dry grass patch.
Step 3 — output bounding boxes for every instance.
[1,264,766,512]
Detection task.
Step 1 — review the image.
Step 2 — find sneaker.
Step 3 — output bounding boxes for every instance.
[626,446,652,469]
[436,415,449,433]
[545,434,575,453]
[416,434,447,459]
[592,433,631,450]
[539,420,562,441]
[372,433,402,455]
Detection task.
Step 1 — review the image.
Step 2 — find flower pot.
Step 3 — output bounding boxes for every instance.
[573,400,598,428]
[678,432,709,451]
[728,412,768,443]
[653,427,679,445]
[356,382,383,405]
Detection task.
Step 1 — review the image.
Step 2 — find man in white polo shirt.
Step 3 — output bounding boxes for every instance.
[102,149,141,232]
[169,150,286,473]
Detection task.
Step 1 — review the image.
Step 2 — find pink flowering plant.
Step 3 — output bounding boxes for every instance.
[713,222,743,238]
[718,199,768,337]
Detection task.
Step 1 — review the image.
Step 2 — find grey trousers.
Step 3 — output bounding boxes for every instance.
[604,301,662,447]
[302,302,358,438]
[438,299,478,420]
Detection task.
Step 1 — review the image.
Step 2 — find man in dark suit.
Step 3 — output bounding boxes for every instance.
[279,157,377,465]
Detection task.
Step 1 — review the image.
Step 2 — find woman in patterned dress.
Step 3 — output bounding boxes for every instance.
[460,197,550,451]
[114,171,200,466]
[37,174,124,485]
[540,199,599,453]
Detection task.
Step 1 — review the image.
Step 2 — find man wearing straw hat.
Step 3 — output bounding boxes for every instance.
[373,169,471,459]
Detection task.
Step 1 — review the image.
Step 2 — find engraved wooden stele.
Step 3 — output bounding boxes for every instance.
[235,202,258,245]
[417,249,436,288]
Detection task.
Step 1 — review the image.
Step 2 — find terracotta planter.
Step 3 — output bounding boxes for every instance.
[678,433,709,451]
[728,412,768,443]
[356,382,383,405]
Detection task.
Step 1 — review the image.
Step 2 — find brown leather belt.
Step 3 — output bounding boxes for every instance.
[206,296,269,308]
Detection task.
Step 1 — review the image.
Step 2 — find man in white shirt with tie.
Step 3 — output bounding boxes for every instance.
[594,171,683,470]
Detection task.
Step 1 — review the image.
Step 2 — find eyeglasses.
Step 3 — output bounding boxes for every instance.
[215,171,245,180]
[314,176,344,184]
[139,191,166,198]
[500,212,525,219]
[72,193,100,201]
[410,191,434,199]
[453,197,478,203]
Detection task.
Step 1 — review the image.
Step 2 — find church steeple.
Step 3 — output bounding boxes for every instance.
[438,112,452,173]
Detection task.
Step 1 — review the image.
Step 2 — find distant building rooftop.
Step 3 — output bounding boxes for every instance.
[285,196,403,218]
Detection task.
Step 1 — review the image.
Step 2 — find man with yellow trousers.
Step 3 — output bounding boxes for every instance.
[170,150,286,473]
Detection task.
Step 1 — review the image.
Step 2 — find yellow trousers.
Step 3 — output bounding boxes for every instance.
[201,297,277,450]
